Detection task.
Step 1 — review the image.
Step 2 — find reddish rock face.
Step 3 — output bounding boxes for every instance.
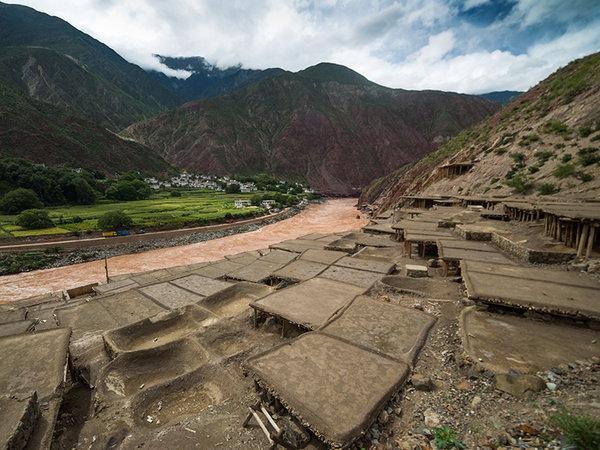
[125,65,498,195]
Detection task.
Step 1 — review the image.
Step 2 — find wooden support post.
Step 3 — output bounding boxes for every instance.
[104,257,109,283]
[577,224,589,258]
[586,226,596,259]
[575,222,582,248]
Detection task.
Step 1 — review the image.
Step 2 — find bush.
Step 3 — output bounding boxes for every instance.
[518,134,540,146]
[510,152,526,164]
[106,180,151,201]
[579,126,592,138]
[538,182,559,195]
[577,172,594,182]
[15,209,53,229]
[170,190,182,197]
[535,150,555,164]
[550,409,600,450]
[543,120,570,137]
[554,163,576,179]
[97,211,133,231]
[506,174,534,193]
[0,188,43,214]
[528,165,540,174]
[561,154,573,163]
[225,183,241,194]
[72,216,83,223]
[577,147,599,166]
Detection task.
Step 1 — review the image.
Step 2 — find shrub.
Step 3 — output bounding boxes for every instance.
[554,143,566,149]
[518,134,540,146]
[577,172,594,182]
[15,209,53,229]
[0,188,43,214]
[97,211,133,231]
[528,165,540,174]
[554,163,576,179]
[506,174,534,193]
[579,126,592,138]
[577,147,599,166]
[433,427,466,449]
[510,152,526,164]
[543,120,570,137]
[561,154,573,163]
[538,182,559,195]
[535,150,555,164]
[170,190,182,197]
[550,409,600,450]
[72,216,83,223]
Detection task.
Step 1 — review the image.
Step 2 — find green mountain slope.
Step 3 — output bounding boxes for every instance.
[125,62,499,194]
[0,1,180,130]
[361,52,600,209]
[0,79,170,174]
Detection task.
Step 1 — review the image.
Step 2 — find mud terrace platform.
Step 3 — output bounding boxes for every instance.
[1,201,600,449]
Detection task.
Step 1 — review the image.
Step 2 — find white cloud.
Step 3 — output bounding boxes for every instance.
[8,0,600,93]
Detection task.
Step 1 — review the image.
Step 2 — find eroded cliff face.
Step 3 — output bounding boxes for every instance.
[125,64,498,195]
[361,53,600,212]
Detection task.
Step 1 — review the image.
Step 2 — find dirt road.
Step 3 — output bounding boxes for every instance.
[0,198,367,302]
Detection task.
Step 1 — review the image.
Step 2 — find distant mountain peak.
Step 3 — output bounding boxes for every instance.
[297,62,376,86]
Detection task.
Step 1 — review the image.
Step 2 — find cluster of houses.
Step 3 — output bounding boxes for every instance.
[144,173,258,193]
[234,199,276,209]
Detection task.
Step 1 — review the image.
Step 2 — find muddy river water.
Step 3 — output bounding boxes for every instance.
[0,198,367,302]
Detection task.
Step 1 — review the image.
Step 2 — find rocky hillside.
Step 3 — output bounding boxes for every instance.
[149,55,285,102]
[0,79,170,174]
[125,63,498,194]
[0,2,180,130]
[361,53,600,211]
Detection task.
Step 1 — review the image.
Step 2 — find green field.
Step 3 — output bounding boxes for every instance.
[0,190,267,238]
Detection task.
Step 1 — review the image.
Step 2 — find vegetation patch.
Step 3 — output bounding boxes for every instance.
[506,174,534,193]
[553,163,576,179]
[433,427,466,449]
[518,134,540,146]
[550,409,600,450]
[538,182,559,195]
[577,147,599,166]
[0,250,62,275]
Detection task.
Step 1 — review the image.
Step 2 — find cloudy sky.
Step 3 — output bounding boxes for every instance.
[10,0,600,93]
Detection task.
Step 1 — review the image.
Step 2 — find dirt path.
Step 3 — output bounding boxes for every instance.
[0,198,367,302]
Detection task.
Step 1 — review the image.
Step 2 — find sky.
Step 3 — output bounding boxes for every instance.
[10,0,600,94]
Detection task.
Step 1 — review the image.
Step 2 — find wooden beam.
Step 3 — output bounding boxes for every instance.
[577,224,589,258]
[586,225,596,259]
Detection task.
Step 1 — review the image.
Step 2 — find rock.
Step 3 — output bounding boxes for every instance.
[546,382,557,391]
[378,410,390,425]
[456,380,471,391]
[495,373,545,398]
[414,303,424,311]
[394,407,403,416]
[470,395,482,408]
[411,373,434,391]
[587,259,600,273]
[423,409,440,428]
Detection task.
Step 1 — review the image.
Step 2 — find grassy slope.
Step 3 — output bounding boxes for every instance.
[0,80,170,174]
[361,52,600,209]
[0,190,266,237]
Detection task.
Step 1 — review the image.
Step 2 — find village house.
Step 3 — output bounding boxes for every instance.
[235,199,252,208]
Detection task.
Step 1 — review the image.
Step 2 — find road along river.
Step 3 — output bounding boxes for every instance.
[0,198,367,302]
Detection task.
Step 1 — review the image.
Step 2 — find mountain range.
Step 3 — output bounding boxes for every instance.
[125,63,498,194]
[0,1,516,193]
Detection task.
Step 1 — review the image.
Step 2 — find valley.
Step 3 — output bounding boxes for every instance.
[0,2,599,450]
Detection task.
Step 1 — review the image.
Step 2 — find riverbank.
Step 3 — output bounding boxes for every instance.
[0,198,367,302]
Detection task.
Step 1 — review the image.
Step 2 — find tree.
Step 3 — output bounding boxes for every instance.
[61,177,97,205]
[0,188,43,214]
[15,209,53,229]
[106,180,151,201]
[225,183,241,194]
[97,211,133,231]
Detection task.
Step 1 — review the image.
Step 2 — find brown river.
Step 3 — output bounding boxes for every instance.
[0,198,367,302]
